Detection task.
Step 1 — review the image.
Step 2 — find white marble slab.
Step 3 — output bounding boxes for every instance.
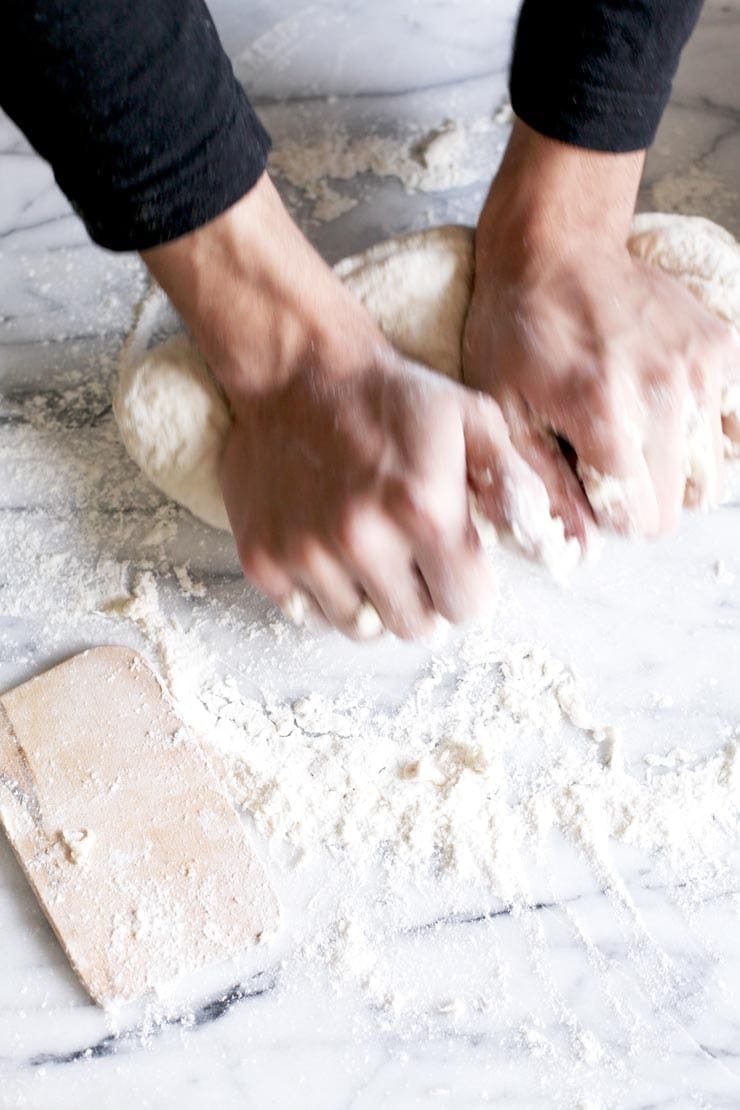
[1,2,740,1107]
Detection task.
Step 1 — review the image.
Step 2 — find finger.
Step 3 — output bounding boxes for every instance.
[577,453,659,538]
[554,380,659,536]
[360,561,438,641]
[393,394,497,619]
[683,392,724,513]
[281,588,327,630]
[642,413,685,533]
[497,390,595,550]
[720,330,740,449]
[238,546,294,609]
[413,513,496,624]
[633,361,688,532]
[238,544,331,629]
[342,512,438,640]
[462,392,583,575]
[295,543,381,640]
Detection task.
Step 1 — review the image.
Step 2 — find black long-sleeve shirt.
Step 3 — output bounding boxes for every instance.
[510,0,703,152]
[0,0,703,252]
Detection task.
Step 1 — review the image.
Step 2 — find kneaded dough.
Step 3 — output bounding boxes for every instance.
[115,213,740,540]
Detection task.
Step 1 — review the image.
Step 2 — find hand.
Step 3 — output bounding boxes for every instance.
[464,120,740,540]
[143,174,548,638]
[220,352,545,639]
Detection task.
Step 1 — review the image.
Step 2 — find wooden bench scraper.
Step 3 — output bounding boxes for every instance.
[0,646,280,1007]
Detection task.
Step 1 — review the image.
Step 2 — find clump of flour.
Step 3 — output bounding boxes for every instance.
[269,116,500,222]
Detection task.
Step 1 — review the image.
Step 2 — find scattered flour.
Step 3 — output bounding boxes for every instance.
[107,572,740,910]
[173,564,207,599]
[269,116,500,222]
[3,194,740,1093]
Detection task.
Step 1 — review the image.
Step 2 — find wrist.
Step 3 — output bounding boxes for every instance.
[478,118,644,274]
[142,174,380,403]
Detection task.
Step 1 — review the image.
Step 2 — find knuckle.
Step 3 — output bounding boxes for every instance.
[644,364,684,410]
[336,505,372,560]
[688,368,712,404]
[575,372,619,421]
[287,534,322,572]
[239,546,275,589]
[404,486,448,542]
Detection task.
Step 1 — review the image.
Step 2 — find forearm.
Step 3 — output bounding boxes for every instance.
[510,0,704,153]
[142,175,383,400]
[1,0,270,251]
[143,178,323,397]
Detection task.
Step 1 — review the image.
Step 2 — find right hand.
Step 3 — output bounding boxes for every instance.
[220,349,548,640]
[143,174,550,639]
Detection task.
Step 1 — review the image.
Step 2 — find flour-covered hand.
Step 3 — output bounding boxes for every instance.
[464,120,740,541]
[221,354,544,638]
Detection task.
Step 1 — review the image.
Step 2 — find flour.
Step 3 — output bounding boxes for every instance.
[497,466,582,579]
[173,564,207,599]
[104,572,740,912]
[713,558,735,584]
[577,465,646,536]
[269,116,498,222]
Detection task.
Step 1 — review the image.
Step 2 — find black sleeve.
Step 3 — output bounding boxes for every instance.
[510,0,704,153]
[0,0,271,251]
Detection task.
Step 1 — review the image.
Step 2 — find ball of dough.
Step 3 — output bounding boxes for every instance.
[115,335,232,531]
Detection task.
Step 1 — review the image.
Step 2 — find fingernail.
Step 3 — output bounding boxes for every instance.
[353,600,384,641]
[281,589,308,626]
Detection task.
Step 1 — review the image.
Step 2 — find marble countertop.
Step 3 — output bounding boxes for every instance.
[2,2,740,1107]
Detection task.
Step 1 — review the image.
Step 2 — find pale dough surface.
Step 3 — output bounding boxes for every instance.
[115,214,740,538]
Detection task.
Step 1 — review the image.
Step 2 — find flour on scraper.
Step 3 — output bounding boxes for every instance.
[115,212,740,602]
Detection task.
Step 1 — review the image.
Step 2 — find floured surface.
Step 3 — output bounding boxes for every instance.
[4,322,740,1106]
[268,116,505,224]
[2,459,740,1108]
[113,573,740,906]
[0,646,279,1006]
[4,2,740,1098]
